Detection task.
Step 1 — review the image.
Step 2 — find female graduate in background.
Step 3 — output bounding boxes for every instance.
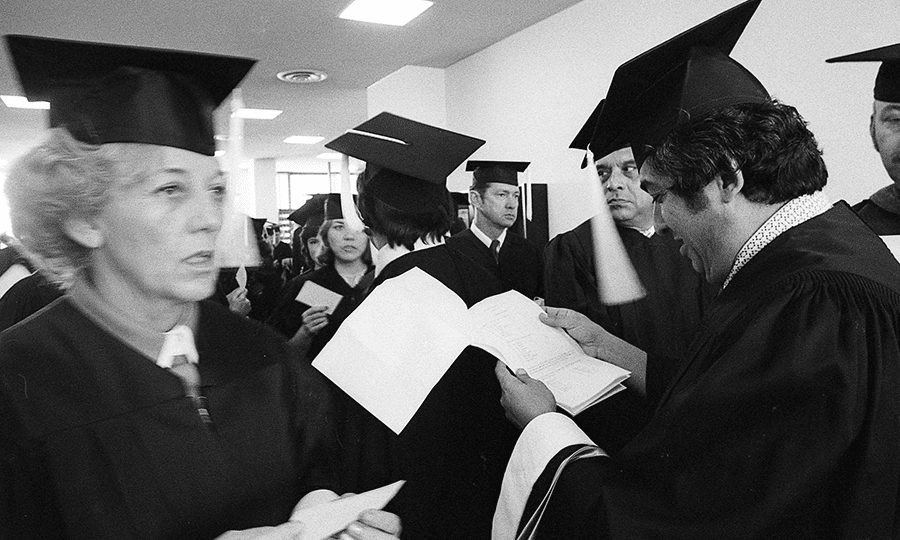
[267,194,373,361]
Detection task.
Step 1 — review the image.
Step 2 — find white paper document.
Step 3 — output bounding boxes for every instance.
[313,268,471,434]
[469,290,630,415]
[296,280,345,315]
[290,480,405,540]
[314,268,630,433]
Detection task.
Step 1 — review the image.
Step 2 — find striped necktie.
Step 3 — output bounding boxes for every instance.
[490,239,501,263]
[158,325,210,423]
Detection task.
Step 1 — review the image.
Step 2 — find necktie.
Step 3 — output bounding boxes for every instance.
[158,325,211,423]
[490,239,501,263]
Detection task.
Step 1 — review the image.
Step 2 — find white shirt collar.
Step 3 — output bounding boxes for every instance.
[471,221,507,249]
[374,236,445,278]
[723,192,831,289]
[625,224,655,238]
[157,325,199,368]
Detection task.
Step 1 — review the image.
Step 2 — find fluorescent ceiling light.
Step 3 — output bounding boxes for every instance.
[214,150,225,157]
[339,0,433,26]
[317,152,343,160]
[284,135,324,145]
[1,95,50,109]
[235,108,282,120]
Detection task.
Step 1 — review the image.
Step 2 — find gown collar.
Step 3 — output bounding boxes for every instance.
[67,277,198,364]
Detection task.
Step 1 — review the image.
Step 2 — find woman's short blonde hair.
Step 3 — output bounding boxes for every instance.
[5,128,158,287]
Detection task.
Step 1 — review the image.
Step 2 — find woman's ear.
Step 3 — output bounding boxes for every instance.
[63,215,105,249]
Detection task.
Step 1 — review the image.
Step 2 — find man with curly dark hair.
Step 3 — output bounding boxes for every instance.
[494,2,900,539]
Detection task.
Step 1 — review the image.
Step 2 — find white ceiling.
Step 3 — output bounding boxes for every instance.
[0,0,584,170]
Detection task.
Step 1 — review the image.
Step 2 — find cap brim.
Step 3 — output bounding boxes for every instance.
[827,43,900,63]
[326,112,485,184]
[465,160,530,172]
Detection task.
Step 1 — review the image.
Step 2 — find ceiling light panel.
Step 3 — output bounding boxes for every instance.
[339,0,433,26]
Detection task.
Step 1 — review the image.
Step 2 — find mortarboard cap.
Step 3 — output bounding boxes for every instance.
[288,194,327,228]
[250,218,268,241]
[827,43,900,102]
[5,34,256,156]
[325,112,484,214]
[323,193,359,220]
[592,0,768,169]
[570,98,631,168]
[570,100,605,151]
[466,160,530,187]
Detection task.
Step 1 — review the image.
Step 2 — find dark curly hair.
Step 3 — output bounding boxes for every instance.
[357,171,455,250]
[642,100,828,211]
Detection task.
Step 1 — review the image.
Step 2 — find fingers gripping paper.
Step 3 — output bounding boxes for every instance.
[313,268,471,434]
[585,149,646,305]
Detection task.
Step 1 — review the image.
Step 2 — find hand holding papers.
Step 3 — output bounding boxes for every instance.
[313,268,630,435]
[296,280,344,315]
[290,481,405,540]
[469,290,630,415]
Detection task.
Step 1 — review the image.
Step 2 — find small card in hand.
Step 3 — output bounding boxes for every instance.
[295,281,344,315]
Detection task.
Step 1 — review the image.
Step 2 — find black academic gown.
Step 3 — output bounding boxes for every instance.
[523,202,900,539]
[543,222,713,452]
[266,264,373,361]
[853,198,900,235]
[0,299,341,540]
[342,245,517,540]
[0,245,34,277]
[0,272,62,332]
[266,264,375,494]
[447,228,544,300]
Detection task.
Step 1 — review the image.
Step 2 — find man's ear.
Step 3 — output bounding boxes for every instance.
[870,114,880,152]
[468,190,480,207]
[63,215,105,249]
[717,169,744,204]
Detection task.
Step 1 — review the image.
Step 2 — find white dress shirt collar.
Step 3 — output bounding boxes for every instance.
[723,191,831,289]
[471,221,507,249]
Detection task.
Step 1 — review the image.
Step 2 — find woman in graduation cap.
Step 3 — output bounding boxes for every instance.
[0,35,400,540]
[267,193,373,361]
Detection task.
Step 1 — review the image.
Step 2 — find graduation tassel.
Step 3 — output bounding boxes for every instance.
[213,89,261,269]
[339,153,366,232]
[585,149,646,305]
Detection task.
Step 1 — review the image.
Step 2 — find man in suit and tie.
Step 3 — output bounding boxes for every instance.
[447,161,544,300]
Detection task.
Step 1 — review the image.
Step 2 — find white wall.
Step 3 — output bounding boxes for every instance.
[445,0,900,237]
[368,66,447,127]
